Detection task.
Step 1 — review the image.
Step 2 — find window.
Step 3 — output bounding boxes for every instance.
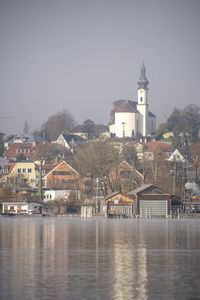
[52,171,68,175]
[120,170,131,178]
[28,168,32,173]
[140,97,143,102]
[23,168,26,173]
[66,171,73,175]
[18,168,21,173]
[67,179,75,183]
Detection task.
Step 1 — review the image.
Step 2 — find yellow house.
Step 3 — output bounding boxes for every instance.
[2,161,39,189]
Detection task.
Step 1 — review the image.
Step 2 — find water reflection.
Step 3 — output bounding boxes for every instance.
[0,218,200,299]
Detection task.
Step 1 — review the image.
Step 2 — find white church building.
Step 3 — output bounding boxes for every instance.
[109,62,156,138]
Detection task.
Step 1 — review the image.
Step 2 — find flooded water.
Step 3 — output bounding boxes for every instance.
[0,217,200,300]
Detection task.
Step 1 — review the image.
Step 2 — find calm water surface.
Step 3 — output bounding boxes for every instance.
[0,217,200,300]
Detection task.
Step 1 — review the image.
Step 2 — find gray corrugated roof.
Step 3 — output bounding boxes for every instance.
[62,134,84,143]
[105,191,121,200]
[127,184,155,196]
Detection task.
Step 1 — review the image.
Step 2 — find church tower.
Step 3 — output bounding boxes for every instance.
[137,62,149,136]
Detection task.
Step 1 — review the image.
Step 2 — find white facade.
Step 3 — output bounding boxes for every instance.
[168,149,186,163]
[137,88,148,136]
[43,189,80,202]
[53,134,70,148]
[115,112,138,138]
[2,202,42,214]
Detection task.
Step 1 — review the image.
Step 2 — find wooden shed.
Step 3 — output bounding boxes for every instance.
[105,192,135,218]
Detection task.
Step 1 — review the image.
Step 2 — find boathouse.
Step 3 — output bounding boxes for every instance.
[2,202,43,215]
[105,192,135,218]
[127,184,171,218]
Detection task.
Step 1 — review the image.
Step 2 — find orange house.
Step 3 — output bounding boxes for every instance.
[43,161,81,190]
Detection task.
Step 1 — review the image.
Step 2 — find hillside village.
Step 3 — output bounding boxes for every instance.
[1,64,200,218]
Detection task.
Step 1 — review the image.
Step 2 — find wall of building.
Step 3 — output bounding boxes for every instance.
[44,162,80,189]
[6,162,38,188]
[43,189,80,202]
[148,116,156,135]
[115,112,137,138]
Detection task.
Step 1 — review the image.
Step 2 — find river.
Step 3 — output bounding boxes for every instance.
[0,217,200,299]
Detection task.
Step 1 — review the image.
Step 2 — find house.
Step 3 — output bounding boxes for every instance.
[109,62,156,138]
[127,184,171,218]
[0,157,8,181]
[4,142,36,160]
[163,131,173,139]
[39,161,58,177]
[2,202,43,215]
[53,133,84,150]
[108,160,143,194]
[144,141,172,160]
[43,188,81,202]
[168,149,186,163]
[105,191,135,218]
[134,142,145,160]
[43,160,81,190]
[2,161,39,189]
[4,134,38,150]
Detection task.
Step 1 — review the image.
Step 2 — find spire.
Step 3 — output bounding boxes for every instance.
[137,61,149,90]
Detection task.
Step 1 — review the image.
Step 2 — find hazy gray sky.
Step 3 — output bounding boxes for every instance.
[1,0,200,135]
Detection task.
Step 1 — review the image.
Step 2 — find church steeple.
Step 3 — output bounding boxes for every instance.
[137,61,149,90]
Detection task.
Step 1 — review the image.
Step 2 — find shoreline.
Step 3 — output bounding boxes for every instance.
[1,213,200,219]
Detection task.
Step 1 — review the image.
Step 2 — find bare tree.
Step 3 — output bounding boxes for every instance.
[41,109,77,141]
[73,140,120,196]
[190,142,200,185]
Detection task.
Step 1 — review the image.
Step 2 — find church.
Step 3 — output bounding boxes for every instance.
[109,62,156,138]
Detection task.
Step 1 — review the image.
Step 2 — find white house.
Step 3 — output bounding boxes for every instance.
[53,134,84,149]
[43,189,81,202]
[168,149,186,163]
[109,62,156,138]
[2,202,43,215]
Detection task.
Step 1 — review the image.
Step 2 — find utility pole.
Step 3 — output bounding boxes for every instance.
[173,160,177,195]
[96,178,99,214]
[38,161,43,202]
[122,122,126,138]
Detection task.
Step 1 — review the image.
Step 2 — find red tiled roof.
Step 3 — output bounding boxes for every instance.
[4,143,36,158]
[144,141,172,152]
[2,162,15,175]
[35,161,59,173]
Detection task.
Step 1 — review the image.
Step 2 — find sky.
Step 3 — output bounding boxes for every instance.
[0,0,200,135]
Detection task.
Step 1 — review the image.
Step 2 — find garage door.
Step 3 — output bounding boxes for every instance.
[139,200,168,218]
